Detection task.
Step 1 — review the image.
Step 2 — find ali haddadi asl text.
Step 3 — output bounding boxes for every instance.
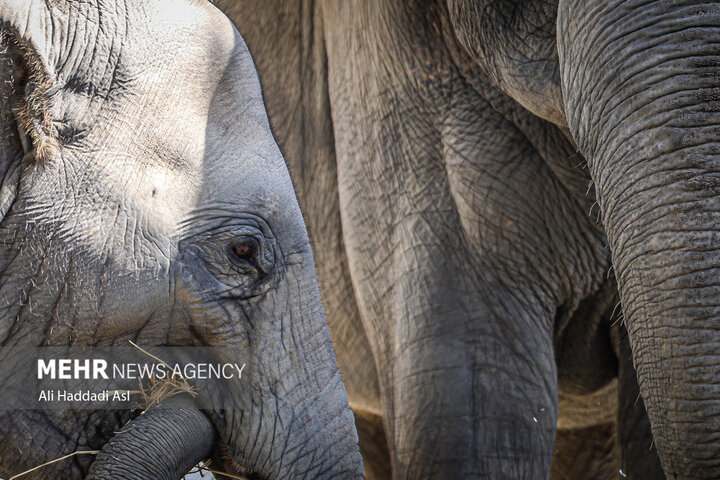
[38,389,130,402]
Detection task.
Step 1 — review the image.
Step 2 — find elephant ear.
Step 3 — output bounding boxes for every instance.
[0,0,54,76]
[0,0,59,161]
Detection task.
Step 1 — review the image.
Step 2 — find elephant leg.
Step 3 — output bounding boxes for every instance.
[613,326,665,479]
[385,283,559,478]
[340,247,562,478]
[321,2,609,477]
[328,73,599,477]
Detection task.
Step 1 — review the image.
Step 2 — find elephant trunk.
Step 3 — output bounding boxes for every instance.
[87,395,215,479]
[559,1,720,477]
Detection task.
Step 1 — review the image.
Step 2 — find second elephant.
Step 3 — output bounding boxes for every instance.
[219,1,716,479]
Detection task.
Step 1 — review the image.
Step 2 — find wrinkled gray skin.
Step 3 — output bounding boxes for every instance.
[0,0,363,478]
[87,396,217,479]
[217,0,720,479]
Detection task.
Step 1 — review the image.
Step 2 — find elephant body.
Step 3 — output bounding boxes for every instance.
[217,0,714,478]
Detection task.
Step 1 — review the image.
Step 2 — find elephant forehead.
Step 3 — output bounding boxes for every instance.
[126,0,245,103]
[32,1,269,252]
[52,1,243,135]
[50,0,240,83]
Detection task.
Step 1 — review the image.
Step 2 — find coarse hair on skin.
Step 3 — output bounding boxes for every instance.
[0,25,59,163]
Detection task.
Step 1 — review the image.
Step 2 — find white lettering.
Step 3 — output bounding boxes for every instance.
[37,359,55,379]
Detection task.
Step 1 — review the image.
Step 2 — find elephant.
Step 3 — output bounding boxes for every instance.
[216,0,720,479]
[0,0,363,478]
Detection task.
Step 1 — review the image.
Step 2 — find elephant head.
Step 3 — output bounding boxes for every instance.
[0,0,362,478]
[449,0,720,478]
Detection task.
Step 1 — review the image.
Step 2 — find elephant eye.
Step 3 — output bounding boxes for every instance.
[233,244,251,259]
[226,236,269,277]
[228,239,264,275]
[231,243,254,264]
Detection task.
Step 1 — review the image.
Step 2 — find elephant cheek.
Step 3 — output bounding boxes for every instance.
[196,265,363,479]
